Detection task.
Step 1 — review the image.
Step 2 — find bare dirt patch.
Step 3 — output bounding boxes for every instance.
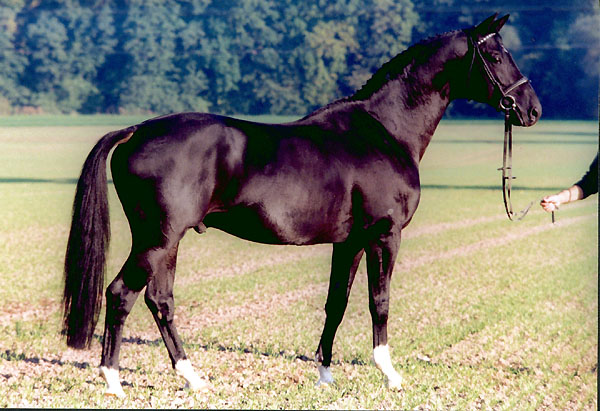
[0,299,59,327]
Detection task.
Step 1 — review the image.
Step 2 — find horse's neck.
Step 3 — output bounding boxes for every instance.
[360,31,465,162]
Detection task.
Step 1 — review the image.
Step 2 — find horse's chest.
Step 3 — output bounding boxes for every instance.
[353,160,420,222]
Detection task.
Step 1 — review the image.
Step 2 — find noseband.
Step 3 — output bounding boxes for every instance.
[468,33,538,222]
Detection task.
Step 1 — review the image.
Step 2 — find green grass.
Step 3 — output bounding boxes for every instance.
[0,116,597,409]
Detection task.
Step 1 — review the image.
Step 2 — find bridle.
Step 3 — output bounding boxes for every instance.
[468,32,538,221]
[469,32,530,118]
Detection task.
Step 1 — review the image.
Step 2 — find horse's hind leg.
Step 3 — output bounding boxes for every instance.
[99,222,186,397]
[365,231,403,390]
[144,241,208,392]
[315,241,364,386]
[99,254,147,397]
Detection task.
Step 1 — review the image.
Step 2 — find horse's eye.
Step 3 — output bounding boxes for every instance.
[484,51,501,64]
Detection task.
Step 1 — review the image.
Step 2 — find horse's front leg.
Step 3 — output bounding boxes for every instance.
[365,230,403,390]
[315,241,364,386]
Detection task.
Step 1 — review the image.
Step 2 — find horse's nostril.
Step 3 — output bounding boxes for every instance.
[529,107,540,121]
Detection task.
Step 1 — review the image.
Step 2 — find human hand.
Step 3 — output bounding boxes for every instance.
[540,186,583,212]
[540,195,560,212]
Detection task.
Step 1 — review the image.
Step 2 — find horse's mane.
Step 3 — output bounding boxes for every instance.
[299,30,459,121]
[351,30,459,101]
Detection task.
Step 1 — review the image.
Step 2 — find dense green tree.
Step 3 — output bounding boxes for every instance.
[0,2,27,112]
[0,0,596,118]
[199,0,282,113]
[119,0,185,113]
[118,0,210,113]
[20,10,70,111]
[350,0,419,90]
[176,1,212,112]
[80,2,118,113]
[16,1,117,113]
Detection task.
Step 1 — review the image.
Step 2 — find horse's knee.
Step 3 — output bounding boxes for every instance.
[109,254,154,294]
[368,294,389,321]
[105,272,145,322]
[105,280,128,310]
[144,290,175,322]
[324,298,347,321]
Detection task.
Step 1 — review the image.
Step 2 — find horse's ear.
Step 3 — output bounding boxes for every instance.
[490,14,510,33]
[475,13,499,35]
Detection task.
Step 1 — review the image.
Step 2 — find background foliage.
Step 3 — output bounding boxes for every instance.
[0,0,598,117]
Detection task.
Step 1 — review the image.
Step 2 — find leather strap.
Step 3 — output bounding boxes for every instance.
[498,107,538,221]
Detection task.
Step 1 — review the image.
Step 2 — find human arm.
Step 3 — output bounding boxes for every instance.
[540,185,584,212]
[540,154,597,213]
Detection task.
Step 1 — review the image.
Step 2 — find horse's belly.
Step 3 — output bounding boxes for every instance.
[203,203,352,245]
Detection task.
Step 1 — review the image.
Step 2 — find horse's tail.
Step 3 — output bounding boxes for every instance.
[62,126,136,349]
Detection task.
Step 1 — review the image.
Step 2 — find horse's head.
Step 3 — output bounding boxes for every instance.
[460,14,542,127]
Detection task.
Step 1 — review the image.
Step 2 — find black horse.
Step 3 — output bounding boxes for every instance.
[63,14,541,397]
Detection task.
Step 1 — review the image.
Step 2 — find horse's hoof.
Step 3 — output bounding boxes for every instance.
[387,374,403,391]
[185,378,211,393]
[315,378,333,387]
[315,379,333,387]
[176,359,210,393]
[104,387,126,398]
[100,366,126,398]
[315,365,334,387]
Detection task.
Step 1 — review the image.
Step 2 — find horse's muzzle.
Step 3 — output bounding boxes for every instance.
[512,99,541,127]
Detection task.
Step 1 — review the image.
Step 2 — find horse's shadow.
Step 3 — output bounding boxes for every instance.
[1,348,138,388]
[1,349,89,370]
[115,334,369,366]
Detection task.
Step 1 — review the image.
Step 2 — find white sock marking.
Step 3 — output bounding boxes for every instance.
[175,359,208,391]
[99,366,125,398]
[315,365,334,386]
[373,345,403,390]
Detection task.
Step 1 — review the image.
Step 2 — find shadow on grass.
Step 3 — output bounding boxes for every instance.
[0,177,563,193]
[437,138,597,145]
[521,130,598,137]
[189,340,370,366]
[0,177,114,184]
[1,348,91,371]
[113,334,369,366]
[422,184,564,192]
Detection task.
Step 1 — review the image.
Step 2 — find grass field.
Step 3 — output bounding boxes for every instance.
[0,116,597,409]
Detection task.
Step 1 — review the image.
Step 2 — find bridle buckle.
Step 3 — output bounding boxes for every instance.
[499,95,516,111]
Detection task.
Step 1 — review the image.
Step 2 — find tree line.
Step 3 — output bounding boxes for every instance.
[0,0,597,118]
